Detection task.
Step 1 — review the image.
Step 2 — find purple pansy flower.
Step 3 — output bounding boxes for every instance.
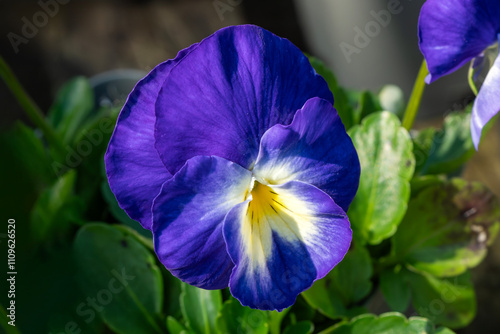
[105,25,360,310]
[418,0,500,149]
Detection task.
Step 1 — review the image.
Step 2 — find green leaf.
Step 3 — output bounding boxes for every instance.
[301,244,372,318]
[283,321,314,334]
[417,112,474,176]
[73,223,164,334]
[301,281,346,320]
[48,77,94,144]
[307,56,354,129]
[112,224,153,251]
[331,244,373,305]
[409,175,445,199]
[0,122,56,247]
[74,108,118,216]
[319,312,456,334]
[435,328,457,334]
[391,178,500,277]
[159,265,182,320]
[348,111,415,245]
[268,308,290,334]
[380,265,411,313]
[412,127,436,175]
[215,298,268,334]
[73,105,120,144]
[354,91,382,124]
[13,242,106,334]
[378,85,405,118]
[30,169,84,245]
[407,270,476,329]
[0,122,55,185]
[75,106,117,182]
[167,316,192,334]
[180,282,222,334]
[101,180,152,238]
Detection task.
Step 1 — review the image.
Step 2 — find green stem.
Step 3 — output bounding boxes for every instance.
[0,54,66,160]
[402,60,429,130]
[467,63,479,96]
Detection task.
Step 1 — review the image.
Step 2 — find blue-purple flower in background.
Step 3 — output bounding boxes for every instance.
[418,0,500,149]
[105,25,360,310]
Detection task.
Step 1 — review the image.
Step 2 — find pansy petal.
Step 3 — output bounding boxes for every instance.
[471,54,500,149]
[105,45,197,230]
[152,155,252,289]
[253,97,360,212]
[154,24,333,174]
[418,0,500,83]
[223,180,352,310]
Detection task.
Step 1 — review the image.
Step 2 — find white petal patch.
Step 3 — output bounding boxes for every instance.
[238,181,325,271]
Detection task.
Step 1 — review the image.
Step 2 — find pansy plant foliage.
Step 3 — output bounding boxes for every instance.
[105,25,360,310]
[418,0,500,149]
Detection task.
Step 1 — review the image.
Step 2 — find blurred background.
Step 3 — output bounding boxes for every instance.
[1,0,499,332]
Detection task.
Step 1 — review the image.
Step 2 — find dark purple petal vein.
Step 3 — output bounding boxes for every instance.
[154,25,333,174]
[105,44,197,230]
